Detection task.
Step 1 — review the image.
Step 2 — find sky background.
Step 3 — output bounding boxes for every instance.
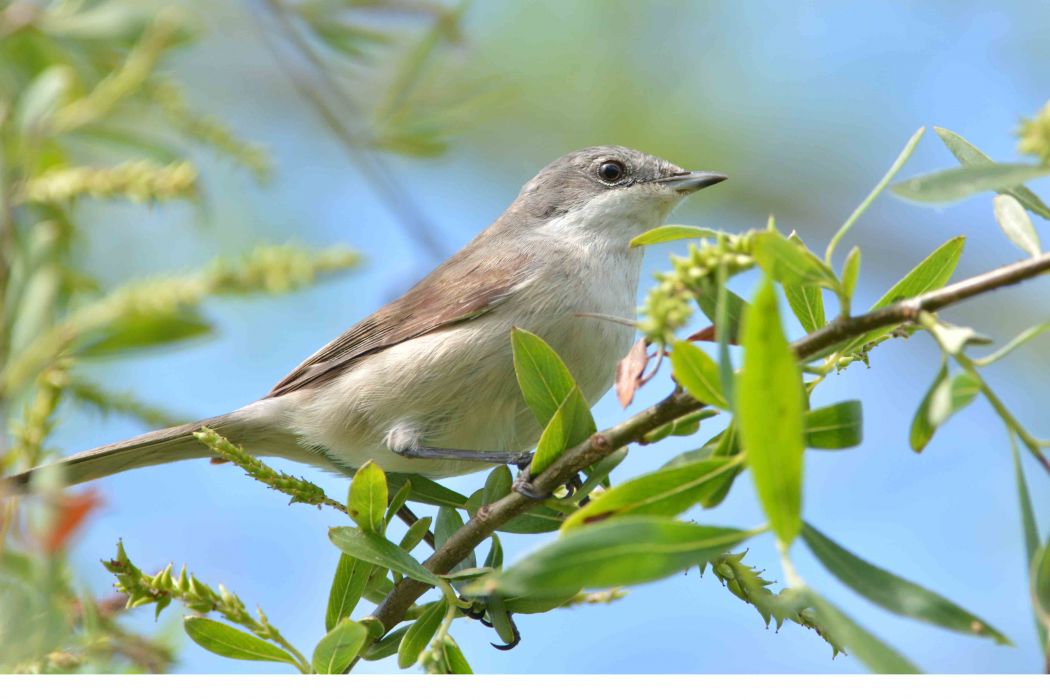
[49,0,1050,673]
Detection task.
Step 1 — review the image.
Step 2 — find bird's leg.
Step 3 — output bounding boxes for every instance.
[393,445,534,467]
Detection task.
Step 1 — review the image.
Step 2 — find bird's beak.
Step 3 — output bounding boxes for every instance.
[654,171,728,193]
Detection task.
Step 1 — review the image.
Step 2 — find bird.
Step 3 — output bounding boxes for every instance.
[2,146,725,495]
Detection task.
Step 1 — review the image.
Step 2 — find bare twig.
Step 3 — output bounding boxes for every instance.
[368,250,1050,633]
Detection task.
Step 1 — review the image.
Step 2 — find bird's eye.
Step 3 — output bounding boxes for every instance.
[597,160,626,183]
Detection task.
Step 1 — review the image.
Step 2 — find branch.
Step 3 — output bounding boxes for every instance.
[368,251,1050,633]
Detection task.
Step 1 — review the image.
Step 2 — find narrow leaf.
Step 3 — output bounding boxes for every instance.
[934,126,1050,219]
[560,456,739,531]
[892,163,1050,204]
[630,225,722,247]
[804,401,863,450]
[783,283,826,333]
[512,328,577,427]
[483,517,754,596]
[994,194,1041,257]
[871,237,965,309]
[399,516,433,553]
[397,600,446,669]
[78,311,212,357]
[329,527,441,586]
[183,617,297,667]
[751,231,837,288]
[362,627,408,661]
[844,237,966,353]
[436,507,475,573]
[530,387,596,476]
[737,277,805,544]
[1012,432,1048,648]
[442,637,473,674]
[349,462,387,534]
[841,246,862,299]
[670,341,727,407]
[802,523,1009,644]
[807,591,920,673]
[312,619,368,674]
[385,473,467,509]
[697,282,747,342]
[325,553,373,631]
[910,364,979,453]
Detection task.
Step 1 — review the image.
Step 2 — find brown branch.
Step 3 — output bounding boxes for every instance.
[368,250,1050,634]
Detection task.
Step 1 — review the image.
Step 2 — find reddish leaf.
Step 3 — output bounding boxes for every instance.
[615,338,650,407]
[43,490,103,553]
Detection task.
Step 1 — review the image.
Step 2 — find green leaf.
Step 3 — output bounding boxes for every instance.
[442,637,473,674]
[183,617,297,667]
[483,533,504,570]
[751,231,837,288]
[994,194,1041,257]
[311,619,368,674]
[934,126,1050,219]
[629,225,722,247]
[909,364,980,453]
[361,626,408,661]
[807,590,920,673]
[329,527,441,586]
[482,517,754,596]
[892,162,1050,204]
[399,516,433,553]
[737,277,806,545]
[78,311,212,357]
[483,465,512,504]
[436,507,475,573]
[697,283,747,342]
[466,489,564,533]
[349,462,387,534]
[325,554,373,631]
[530,387,596,476]
[804,401,863,450]
[397,600,447,669]
[841,246,862,299]
[512,328,578,427]
[872,237,965,310]
[802,523,1009,644]
[1033,539,1050,638]
[843,237,966,354]
[561,457,739,532]
[783,282,826,333]
[385,473,467,509]
[670,341,727,407]
[385,480,412,525]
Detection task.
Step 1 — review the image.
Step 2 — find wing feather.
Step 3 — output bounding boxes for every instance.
[266,247,534,397]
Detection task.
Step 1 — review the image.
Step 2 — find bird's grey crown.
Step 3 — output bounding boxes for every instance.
[510,145,687,221]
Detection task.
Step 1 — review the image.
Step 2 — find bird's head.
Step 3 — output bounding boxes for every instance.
[510,145,726,240]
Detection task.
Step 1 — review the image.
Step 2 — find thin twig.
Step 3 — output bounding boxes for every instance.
[394,504,436,549]
[367,250,1050,634]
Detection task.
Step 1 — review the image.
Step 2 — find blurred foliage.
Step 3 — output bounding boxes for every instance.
[0,0,373,673]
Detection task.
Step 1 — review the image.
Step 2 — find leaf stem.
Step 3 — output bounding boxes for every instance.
[824,127,925,265]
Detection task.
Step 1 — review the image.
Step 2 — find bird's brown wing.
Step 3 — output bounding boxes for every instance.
[266,248,534,397]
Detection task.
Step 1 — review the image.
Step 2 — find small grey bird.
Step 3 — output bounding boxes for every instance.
[4,146,725,494]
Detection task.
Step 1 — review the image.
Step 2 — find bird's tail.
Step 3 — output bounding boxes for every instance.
[2,411,260,496]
